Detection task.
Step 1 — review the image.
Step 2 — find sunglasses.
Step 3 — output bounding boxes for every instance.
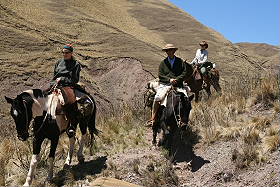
[62,51,71,54]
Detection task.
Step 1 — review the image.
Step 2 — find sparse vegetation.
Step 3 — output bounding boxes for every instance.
[190,72,279,171]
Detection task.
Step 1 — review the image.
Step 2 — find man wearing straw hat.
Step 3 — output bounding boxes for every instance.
[148,44,190,125]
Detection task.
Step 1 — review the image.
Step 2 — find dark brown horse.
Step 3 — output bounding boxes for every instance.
[185,63,222,102]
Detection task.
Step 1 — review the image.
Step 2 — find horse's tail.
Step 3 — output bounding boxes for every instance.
[87,96,101,156]
[88,95,100,136]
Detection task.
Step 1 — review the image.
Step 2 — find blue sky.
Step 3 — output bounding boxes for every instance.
[169,0,280,46]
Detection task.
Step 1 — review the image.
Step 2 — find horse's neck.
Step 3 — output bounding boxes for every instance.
[31,97,47,117]
[32,94,59,117]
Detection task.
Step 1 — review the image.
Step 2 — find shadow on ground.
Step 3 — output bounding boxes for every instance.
[52,156,107,186]
[170,127,210,172]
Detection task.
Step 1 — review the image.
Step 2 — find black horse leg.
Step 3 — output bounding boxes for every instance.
[47,138,59,181]
[213,81,222,95]
[194,91,200,102]
[205,85,211,98]
[152,122,158,145]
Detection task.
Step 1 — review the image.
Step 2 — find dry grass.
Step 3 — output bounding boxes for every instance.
[190,72,279,169]
[94,106,147,155]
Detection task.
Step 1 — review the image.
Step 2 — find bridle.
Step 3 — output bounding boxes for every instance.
[169,87,182,127]
[20,97,49,138]
[21,99,30,137]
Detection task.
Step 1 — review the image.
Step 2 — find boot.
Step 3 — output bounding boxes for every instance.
[64,103,79,137]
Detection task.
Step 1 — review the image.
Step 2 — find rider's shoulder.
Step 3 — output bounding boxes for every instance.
[175,56,184,63]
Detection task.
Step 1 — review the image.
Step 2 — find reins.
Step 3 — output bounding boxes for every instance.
[170,87,181,127]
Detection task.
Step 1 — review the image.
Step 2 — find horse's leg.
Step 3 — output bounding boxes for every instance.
[77,122,87,163]
[23,155,40,187]
[205,84,211,98]
[194,91,199,102]
[47,138,59,181]
[87,102,98,156]
[152,122,158,145]
[23,137,44,187]
[65,136,76,166]
[212,80,222,95]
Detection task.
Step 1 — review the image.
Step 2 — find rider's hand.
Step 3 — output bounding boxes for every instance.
[170,79,177,85]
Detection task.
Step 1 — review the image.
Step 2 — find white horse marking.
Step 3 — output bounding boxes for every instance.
[65,137,76,166]
[13,109,18,116]
[23,154,40,187]
[77,134,87,163]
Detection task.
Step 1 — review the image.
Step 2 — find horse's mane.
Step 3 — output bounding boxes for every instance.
[16,89,45,108]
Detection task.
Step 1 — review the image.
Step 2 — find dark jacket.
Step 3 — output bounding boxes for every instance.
[158,56,188,87]
[53,58,81,86]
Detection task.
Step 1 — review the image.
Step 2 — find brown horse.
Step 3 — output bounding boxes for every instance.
[185,63,222,102]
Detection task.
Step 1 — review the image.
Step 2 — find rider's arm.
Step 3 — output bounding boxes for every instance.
[53,61,60,80]
[158,61,171,83]
[71,63,81,84]
[175,60,187,83]
[190,49,200,65]
[59,64,81,84]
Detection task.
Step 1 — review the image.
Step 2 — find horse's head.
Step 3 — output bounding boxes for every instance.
[166,88,194,125]
[5,93,34,141]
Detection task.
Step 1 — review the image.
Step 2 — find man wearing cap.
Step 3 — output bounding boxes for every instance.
[149,44,190,124]
[47,44,82,136]
[53,44,81,86]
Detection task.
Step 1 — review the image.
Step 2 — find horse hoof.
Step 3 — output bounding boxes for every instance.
[157,140,163,147]
[46,175,53,182]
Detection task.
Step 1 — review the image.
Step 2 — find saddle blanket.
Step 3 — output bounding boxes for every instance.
[148,79,190,107]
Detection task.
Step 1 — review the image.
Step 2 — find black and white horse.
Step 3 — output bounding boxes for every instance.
[152,88,193,151]
[5,88,97,187]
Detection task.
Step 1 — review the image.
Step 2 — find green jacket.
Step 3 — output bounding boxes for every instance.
[158,56,190,87]
[53,58,81,86]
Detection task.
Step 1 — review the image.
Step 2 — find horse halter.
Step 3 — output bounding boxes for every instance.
[18,99,31,139]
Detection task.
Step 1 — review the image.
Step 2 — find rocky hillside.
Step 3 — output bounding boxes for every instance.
[0,0,277,108]
[0,0,279,187]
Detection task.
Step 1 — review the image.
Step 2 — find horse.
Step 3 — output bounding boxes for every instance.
[152,87,194,154]
[5,88,98,187]
[185,62,222,102]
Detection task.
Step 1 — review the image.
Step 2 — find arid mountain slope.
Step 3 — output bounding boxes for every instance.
[0,0,274,78]
[236,42,280,71]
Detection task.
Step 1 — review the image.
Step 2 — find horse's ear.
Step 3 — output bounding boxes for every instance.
[5,96,14,104]
[189,94,195,102]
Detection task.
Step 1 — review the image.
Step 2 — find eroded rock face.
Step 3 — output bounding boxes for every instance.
[88,57,154,107]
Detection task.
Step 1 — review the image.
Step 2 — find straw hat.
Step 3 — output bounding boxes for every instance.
[199,41,208,49]
[162,44,178,51]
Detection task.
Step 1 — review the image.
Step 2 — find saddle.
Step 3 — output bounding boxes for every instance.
[59,87,76,105]
[194,68,202,80]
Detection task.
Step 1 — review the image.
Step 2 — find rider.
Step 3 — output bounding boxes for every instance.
[190,41,209,87]
[148,44,189,125]
[49,44,82,135]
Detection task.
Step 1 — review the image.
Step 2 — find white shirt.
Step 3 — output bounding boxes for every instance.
[191,49,208,65]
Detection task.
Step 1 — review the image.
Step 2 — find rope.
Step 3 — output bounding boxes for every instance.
[170,87,181,127]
